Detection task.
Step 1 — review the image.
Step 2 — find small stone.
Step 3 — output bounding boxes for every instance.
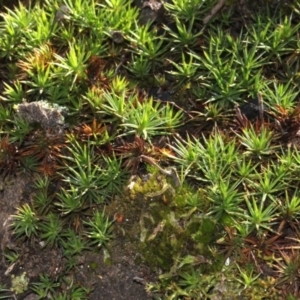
[54,5,70,23]
[15,100,68,130]
[110,30,125,44]
[139,0,165,24]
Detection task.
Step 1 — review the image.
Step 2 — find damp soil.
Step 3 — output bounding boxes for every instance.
[0,173,157,300]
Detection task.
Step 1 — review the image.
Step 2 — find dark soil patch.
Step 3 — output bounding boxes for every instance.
[0,174,155,299]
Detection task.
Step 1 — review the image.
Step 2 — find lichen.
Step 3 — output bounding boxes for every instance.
[15,100,68,130]
[10,272,29,294]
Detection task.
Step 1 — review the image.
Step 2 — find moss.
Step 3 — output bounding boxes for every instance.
[132,178,216,271]
[10,272,29,295]
[130,172,168,199]
[89,262,98,270]
[108,172,222,276]
[188,217,216,246]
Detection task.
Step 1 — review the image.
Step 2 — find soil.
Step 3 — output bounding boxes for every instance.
[0,173,156,299]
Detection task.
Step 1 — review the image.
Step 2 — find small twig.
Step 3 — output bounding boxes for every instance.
[140,155,180,187]
[133,276,146,285]
[153,98,194,120]
[250,250,263,275]
[115,54,126,73]
[203,0,226,24]
[4,262,16,276]
[235,105,249,128]
[257,92,264,122]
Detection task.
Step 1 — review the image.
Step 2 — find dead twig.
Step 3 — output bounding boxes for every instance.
[140,155,180,187]
[203,0,226,24]
[257,92,264,123]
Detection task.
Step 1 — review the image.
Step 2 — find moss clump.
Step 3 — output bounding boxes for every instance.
[10,272,29,294]
[133,177,218,272]
[129,172,170,200]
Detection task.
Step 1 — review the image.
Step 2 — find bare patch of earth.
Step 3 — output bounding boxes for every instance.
[0,174,155,299]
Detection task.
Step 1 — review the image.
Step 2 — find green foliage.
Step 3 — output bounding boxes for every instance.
[1,0,300,298]
[39,213,64,247]
[122,97,184,139]
[164,0,207,21]
[101,92,184,139]
[30,273,90,299]
[11,204,39,239]
[54,42,90,89]
[168,54,199,85]
[235,264,261,289]
[164,17,203,51]
[262,80,298,111]
[61,229,90,256]
[207,178,244,223]
[32,175,53,215]
[3,249,19,265]
[31,274,60,299]
[0,284,12,299]
[244,196,278,235]
[128,23,168,62]
[278,190,300,221]
[59,138,128,203]
[236,125,279,157]
[84,210,114,248]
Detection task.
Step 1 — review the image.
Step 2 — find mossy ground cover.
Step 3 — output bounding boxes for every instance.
[1,0,300,299]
